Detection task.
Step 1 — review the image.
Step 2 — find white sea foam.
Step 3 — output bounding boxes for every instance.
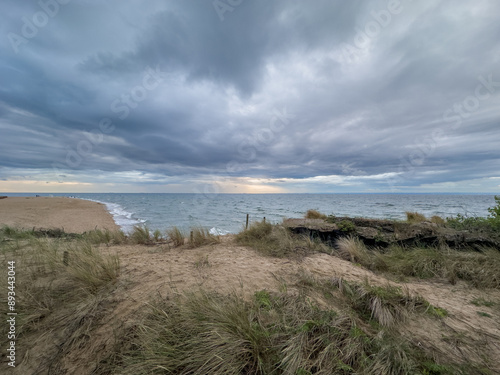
[105,202,145,233]
[84,198,144,233]
[209,227,231,236]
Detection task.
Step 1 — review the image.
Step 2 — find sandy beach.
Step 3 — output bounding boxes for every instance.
[0,196,119,233]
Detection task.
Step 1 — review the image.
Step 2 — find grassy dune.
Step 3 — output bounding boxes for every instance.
[1,215,499,374]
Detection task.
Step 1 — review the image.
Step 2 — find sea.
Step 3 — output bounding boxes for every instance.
[2,193,497,235]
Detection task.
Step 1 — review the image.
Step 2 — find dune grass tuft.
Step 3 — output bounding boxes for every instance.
[166,226,186,247]
[191,227,220,247]
[189,227,221,248]
[65,241,120,293]
[236,220,330,258]
[406,211,427,223]
[130,225,152,245]
[336,236,368,263]
[153,229,163,242]
[120,291,277,374]
[0,232,120,373]
[305,209,328,220]
[238,220,273,239]
[83,228,127,245]
[430,215,446,225]
[331,278,435,327]
[334,237,500,289]
[1,225,36,240]
[117,280,473,375]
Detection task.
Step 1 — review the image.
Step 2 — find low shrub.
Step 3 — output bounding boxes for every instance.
[446,197,500,235]
[445,214,490,231]
[338,219,356,233]
[325,214,337,223]
[487,195,500,220]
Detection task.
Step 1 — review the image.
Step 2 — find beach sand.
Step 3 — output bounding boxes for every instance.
[0,196,119,233]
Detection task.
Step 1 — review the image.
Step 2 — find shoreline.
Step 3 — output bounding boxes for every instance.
[76,197,143,233]
[0,196,120,233]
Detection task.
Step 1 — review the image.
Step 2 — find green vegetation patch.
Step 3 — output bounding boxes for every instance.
[335,237,500,289]
[236,220,331,258]
[477,311,492,318]
[446,195,500,235]
[470,298,496,307]
[338,219,356,233]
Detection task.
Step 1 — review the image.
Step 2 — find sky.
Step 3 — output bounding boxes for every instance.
[0,0,499,194]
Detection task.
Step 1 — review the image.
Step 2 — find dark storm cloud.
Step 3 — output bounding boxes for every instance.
[1,0,500,192]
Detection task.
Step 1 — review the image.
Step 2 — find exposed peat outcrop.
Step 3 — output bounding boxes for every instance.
[284,217,499,250]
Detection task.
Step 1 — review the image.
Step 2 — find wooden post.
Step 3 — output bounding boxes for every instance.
[190,230,194,244]
[63,251,69,266]
[246,214,249,230]
[263,217,266,223]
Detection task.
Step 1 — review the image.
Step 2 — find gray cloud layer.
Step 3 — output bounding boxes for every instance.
[1,0,499,192]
